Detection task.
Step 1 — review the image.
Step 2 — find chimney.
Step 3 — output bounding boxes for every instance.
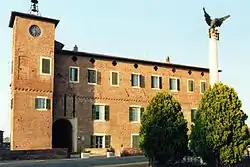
[166,56,170,63]
[73,45,78,52]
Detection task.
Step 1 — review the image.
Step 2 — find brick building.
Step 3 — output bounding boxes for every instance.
[9,8,214,155]
[0,130,3,150]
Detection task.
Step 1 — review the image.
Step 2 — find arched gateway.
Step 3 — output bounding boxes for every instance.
[52,119,73,153]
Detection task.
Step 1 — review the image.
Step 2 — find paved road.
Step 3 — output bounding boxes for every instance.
[0,156,148,167]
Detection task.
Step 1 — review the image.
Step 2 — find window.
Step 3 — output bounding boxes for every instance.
[90,135,111,148]
[11,61,13,74]
[151,75,162,89]
[187,79,194,92]
[200,81,206,93]
[169,78,180,91]
[110,71,119,86]
[69,66,79,83]
[35,97,51,110]
[131,74,145,88]
[64,94,67,116]
[131,73,140,87]
[88,69,97,84]
[105,135,111,148]
[40,57,51,75]
[10,98,13,109]
[92,104,110,121]
[191,109,197,122]
[131,134,140,148]
[129,106,144,122]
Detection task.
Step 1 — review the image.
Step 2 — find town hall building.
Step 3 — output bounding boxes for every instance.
[9,1,213,156]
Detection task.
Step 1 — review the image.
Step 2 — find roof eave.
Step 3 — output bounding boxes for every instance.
[9,11,60,28]
[56,49,216,72]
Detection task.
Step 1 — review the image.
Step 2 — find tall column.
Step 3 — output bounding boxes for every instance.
[209,28,219,86]
[69,117,78,153]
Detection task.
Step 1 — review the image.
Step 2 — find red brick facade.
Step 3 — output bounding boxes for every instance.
[9,12,58,150]
[9,11,210,154]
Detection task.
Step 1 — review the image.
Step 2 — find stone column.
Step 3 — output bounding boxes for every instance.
[69,117,78,153]
[209,28,219,86]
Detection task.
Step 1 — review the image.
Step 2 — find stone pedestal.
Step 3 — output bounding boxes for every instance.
[209,28,219,86]
[80,152,90,159]
[107,152,115,158]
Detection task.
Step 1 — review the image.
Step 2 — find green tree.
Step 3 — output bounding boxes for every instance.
[190,83,250,167]
[139,92,188,166]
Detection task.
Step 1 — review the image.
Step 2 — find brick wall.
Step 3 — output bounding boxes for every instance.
[9,11,210,154]
[10,16,55,150]
[0,131,3,150]
[54,53,209,154]
[0,148,68,160]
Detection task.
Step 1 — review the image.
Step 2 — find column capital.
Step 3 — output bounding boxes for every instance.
[209,28,219,40]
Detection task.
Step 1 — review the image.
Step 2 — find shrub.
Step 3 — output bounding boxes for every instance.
[139,92,188,166]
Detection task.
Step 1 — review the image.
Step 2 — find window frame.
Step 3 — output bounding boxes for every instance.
[87,68,98,85]
[35,96,50,111]
[131,73,141,88]
[11,61,13,74]
[131,133,140,148]
[151,74,161,89]
[92,103,109,122]
[40,57,52,75]
[187,79,195,93]
[69,66,80,83]
[10,98,13,109]
[191,108,197,123]
[110,71,119,86]
[91,133,110,149]
[129,105,142,123]
[169,77,180,92]
[200,80,207,94]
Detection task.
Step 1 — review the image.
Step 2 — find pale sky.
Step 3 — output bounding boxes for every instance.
[0,0,249,137]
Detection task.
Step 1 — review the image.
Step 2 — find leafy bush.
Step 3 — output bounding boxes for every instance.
[139,92,188,166]
[190,83,250,166]
[107,147,115,153]
[120,148,144,157]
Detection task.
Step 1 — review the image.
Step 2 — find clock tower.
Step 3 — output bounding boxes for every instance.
[9,1,59,150]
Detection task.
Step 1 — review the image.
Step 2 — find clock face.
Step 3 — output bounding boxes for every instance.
[29,25,41,37]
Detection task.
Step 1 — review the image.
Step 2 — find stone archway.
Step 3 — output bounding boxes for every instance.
[52,119,73,153]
